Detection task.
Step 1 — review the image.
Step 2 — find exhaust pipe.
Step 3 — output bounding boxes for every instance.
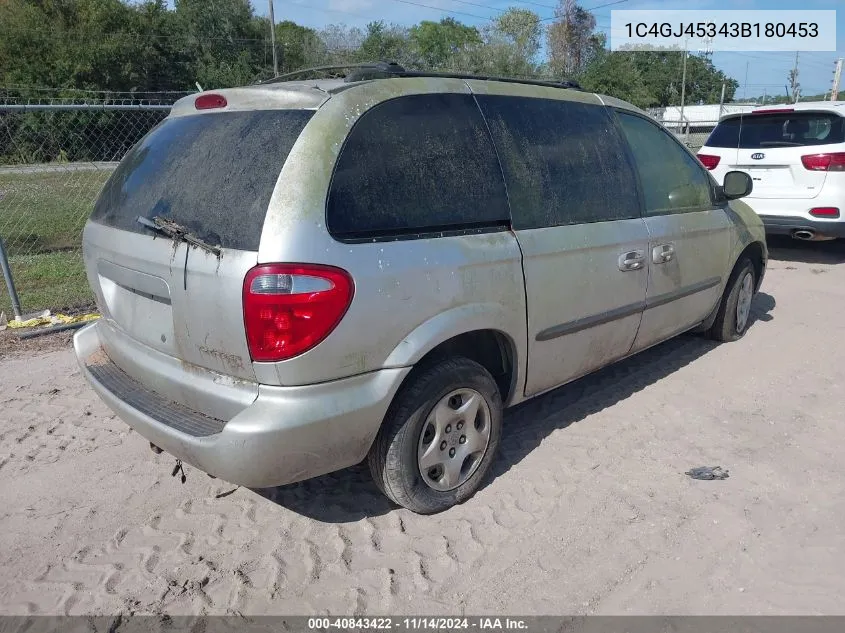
[792,229,836,242]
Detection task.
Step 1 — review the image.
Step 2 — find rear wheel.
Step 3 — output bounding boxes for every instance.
[707,257,756,342]
[368,357,502,514]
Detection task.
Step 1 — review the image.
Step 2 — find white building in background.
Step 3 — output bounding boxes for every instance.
[648,103,760,131]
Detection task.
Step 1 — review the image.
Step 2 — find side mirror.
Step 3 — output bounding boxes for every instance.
[722,171,753,200]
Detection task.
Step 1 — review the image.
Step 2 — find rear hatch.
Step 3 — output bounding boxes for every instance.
[86,104,314,383]
[704,110,845,199]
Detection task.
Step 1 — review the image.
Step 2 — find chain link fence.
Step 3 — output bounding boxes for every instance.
[645,108,719,152]
[664,123,719,153]
[0,98,177,317]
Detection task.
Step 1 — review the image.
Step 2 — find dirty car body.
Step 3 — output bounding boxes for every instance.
[74,71,767,513]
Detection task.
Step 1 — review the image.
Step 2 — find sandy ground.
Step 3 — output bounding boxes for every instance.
[1,236,844,617]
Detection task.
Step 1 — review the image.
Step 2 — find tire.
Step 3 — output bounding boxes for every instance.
[706,257,756,342]
[368,357,503,514]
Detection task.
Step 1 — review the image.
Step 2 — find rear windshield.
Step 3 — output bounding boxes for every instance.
[706,112,845,149]
[91,109,313,251]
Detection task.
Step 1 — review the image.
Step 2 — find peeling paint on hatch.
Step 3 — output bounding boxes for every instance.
[197,346,245,373]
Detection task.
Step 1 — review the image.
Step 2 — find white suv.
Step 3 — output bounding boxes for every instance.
[699,102,845,240]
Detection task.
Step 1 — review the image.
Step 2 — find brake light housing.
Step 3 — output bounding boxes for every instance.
[801,153,845,172]
[195,93,228,110]
[243,264,354,362]
[809,207,840,218]
[697,154,721,170]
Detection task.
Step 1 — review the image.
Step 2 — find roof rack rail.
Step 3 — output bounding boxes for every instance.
[256,60,583,91]
[352,68,583,91]
[256,62,405,85]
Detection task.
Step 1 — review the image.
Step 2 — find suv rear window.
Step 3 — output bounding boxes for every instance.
[326,93,510,240]
[706,112,845,149]
[91,110,313,251]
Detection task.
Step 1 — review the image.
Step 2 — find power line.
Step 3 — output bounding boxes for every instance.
[446,0,509,15]
[276,2,379,22]
[499,0,559,10]
[538,0,626,21]
[386,0,493,21]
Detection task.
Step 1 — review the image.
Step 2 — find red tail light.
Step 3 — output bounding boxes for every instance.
[752,108,793,114]
[697,154,721,170]
[195,94,227,110]
[243,264,353,362]
[809,207,840,218]
[801,152,845,172]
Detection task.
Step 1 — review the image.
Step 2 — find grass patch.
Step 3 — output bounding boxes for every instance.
[0,167,109,314]
[0,250,93,316]
[0,167,112,256]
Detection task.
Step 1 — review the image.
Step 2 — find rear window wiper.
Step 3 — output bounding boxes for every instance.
[136,216,221,257]
[757,141,803,147]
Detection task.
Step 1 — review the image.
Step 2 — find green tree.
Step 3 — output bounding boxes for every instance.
[173,0,266,88]
[494,8,541,64]
[629,50,737,107]
[275,20,321,74]
[359,21,410,65]
[408,18,481,69]
[547,0,597,78]
[579,51,654,108]
[451,8,542,77]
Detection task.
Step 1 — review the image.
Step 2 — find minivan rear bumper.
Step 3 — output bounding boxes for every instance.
[74,322,410,488]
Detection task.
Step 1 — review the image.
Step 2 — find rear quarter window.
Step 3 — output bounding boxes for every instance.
[475,95,641,230]
[326,93,510,241]
[706,112,845,149]
[91,109,314,251]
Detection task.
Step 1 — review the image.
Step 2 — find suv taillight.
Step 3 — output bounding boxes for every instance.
[809,207,840,218]
[697,154,721,170]
[801,152,845,172]
[243,264,353,362]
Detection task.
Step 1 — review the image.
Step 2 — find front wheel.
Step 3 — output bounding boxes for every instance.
[368,357,502,514]
[707,257,756,342]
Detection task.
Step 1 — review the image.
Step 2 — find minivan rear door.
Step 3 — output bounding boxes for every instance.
[86,108,314,381]
[705,111,845,199]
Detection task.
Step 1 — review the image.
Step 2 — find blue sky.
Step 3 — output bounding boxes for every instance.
[255,0,843,100]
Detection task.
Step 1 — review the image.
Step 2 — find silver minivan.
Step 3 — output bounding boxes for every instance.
[74,65,767,513]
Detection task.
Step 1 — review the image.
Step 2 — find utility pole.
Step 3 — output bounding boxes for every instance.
[762,87,767,105]
[268,0,278,77]
[832,58,844,101]
[718,82,726,119]
[743,61,749,100]
[790,51,800,103]
[679,42,688,139]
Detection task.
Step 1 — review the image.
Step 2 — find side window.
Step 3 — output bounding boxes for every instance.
[616,111,713,216]
[475,95,641,230]
[326,93,509,240]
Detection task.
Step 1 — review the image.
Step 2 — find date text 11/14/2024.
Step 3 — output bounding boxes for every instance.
[307,617,529,630]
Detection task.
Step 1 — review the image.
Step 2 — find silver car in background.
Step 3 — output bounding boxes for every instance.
[74,65,767,513]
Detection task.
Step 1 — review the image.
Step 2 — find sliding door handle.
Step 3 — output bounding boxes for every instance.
[618,250,645,272]
[652,243,675,264]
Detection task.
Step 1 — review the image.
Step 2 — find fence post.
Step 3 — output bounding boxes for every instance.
[0,237,23,320]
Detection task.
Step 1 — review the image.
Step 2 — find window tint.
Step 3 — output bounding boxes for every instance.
[706,112,845,149]
[91,110,313,251]
[475,95,641,230]
[327,93,509,240]
[616,112,713,216]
